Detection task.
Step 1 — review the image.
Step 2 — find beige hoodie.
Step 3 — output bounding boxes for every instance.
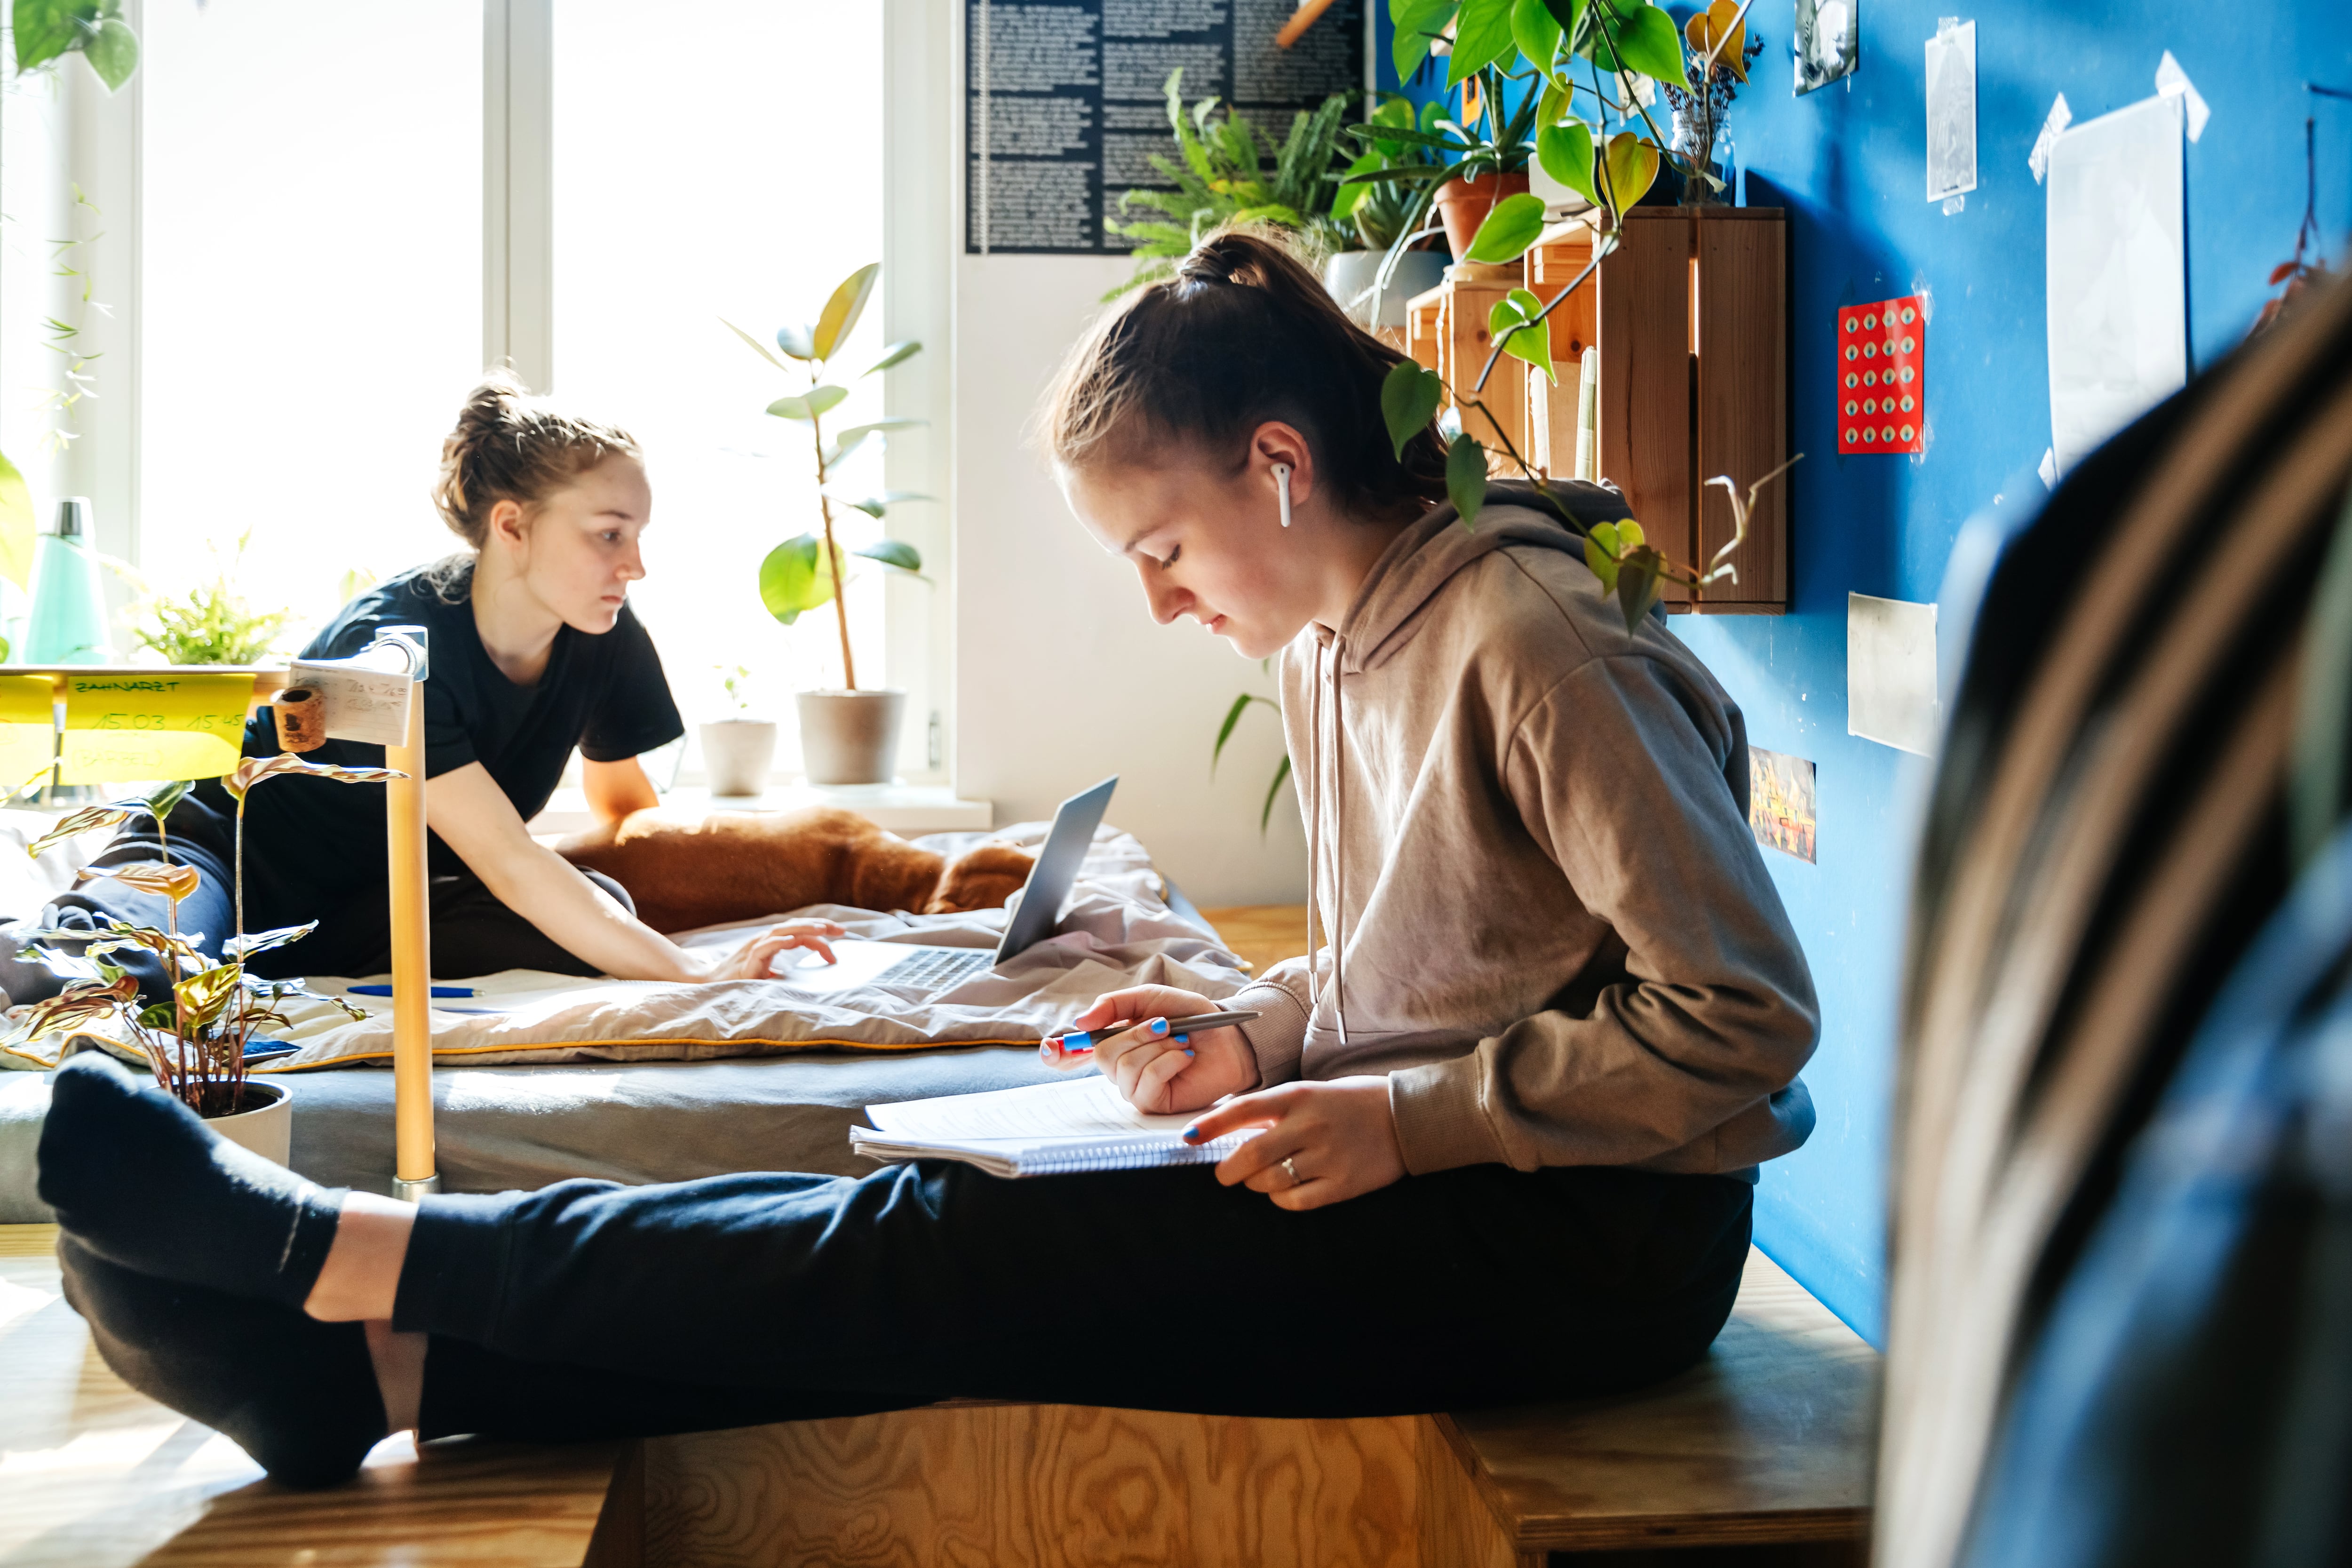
[1230,484,1819,1177]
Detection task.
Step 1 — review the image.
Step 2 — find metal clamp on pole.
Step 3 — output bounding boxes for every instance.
[370,627,438,1202]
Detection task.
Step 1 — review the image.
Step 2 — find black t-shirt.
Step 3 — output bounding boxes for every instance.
[200,562,683,923]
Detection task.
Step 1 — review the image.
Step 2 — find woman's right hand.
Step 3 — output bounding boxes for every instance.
[1047,984,1258,1114]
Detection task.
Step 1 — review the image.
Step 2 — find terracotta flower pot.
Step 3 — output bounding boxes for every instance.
[1431,170,1531,261]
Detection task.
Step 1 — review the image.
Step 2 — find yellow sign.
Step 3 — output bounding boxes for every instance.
[59,673,251,784]
[0,674,56,791]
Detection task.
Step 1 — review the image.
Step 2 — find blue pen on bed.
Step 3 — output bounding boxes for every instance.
[1041,1009,1258,1061]
[347,984,477,998]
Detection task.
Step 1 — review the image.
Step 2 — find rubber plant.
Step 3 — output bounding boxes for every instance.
[0,1,142,630]
[1372,0,1801,629]
[725,263,928,691]
[6,756,395,1117]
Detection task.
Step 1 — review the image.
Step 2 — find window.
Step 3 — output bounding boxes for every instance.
[139,0,483,620]
[549,0,887,733]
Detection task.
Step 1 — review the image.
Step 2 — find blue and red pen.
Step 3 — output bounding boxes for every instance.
[1040,1008,1259,1062]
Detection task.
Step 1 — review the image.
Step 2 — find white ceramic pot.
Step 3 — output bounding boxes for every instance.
[796,690,905,786]
[207,1079,291,1167]
[1323,248,1448,331]
[699,719,778,798]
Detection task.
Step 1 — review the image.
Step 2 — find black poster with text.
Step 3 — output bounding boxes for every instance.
[966,0,1367,255]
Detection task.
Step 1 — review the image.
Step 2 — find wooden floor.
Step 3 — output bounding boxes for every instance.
[0,1225,638,1568]
[1198,904,1310,978]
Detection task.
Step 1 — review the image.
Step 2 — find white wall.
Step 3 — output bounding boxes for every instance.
[952,254,1306,907]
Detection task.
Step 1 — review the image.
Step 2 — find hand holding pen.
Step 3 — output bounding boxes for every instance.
[1044,984,1263,1116]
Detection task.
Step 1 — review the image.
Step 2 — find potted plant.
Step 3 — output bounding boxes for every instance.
[132,530,292,664]
[728,264,928,787]
[1104,69,1355,300]
[700,663,774,798]
[1326,95,1452,330]
[8,757,392,1163]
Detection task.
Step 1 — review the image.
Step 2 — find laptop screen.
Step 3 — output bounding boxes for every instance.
[993,775,1118,964]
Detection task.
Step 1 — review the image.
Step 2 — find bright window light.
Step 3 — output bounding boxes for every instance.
[552,0,887,733]
[139,0,483,643]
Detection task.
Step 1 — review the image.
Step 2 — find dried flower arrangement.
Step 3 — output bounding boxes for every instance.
[7,754,401,1118]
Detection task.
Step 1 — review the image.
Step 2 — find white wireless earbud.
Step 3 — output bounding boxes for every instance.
[1274,462,1293,528]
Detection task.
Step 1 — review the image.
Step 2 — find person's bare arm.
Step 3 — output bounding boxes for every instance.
[581,755,659,823]
[427,761,835,981]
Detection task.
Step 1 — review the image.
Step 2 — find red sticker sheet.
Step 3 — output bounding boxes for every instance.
[1837,297,1925,454]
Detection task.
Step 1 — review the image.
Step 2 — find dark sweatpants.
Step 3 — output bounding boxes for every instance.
[396,1157,1753,1436]
[0,792,629,1004]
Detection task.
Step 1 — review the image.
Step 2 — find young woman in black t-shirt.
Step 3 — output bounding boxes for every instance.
[1,374,839,993]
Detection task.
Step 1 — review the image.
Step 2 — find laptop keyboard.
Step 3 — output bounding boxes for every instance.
[884,947,994,990]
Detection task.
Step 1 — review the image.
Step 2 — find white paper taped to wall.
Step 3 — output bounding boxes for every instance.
[2154,50,2210,142]
[2027,93,2072,183]
[288,653,414,747]
[1849,593,1941,756]
[1925,20,1979,203]
[2046,93,2186,476]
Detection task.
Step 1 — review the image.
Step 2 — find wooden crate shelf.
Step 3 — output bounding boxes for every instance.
[1402,207,1789,614]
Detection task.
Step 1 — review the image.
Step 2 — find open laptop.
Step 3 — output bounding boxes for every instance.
[766,775,1118,997]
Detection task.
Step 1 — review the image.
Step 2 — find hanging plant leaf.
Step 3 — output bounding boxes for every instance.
[1488,289,1556,384]
[1390,0,1457,82]
[812,263,882,363]
[1446,432,1488,527]
[1379,361,1445,461]
[82,15,135,91]
[1464,191,1548,263]
[1536,119,1597,204]
[1509,0,1563,73]
[1539,0,1586,38]
[1580,0,1684,83]
[1601,130,1661,211]
[1684,0,1748,79]
[1447,0,1517,88]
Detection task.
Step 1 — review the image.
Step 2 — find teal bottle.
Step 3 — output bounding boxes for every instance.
[24,498,111,664]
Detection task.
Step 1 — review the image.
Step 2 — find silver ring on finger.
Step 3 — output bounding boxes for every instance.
[1279,1156,1303,1187]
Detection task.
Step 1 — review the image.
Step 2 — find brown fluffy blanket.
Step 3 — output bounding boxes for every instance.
[555,807,1036,935]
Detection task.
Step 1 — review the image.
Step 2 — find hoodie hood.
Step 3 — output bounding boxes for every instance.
[1332,479,1636,675]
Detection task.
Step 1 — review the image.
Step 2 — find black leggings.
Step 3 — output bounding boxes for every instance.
[0,792,629,1004]
[397,1158,1753,1437]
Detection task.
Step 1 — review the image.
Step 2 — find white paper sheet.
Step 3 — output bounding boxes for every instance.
[866,1074,1192,1140]
[2027,92,2072,183]
[1849,593,1941,756]
[2154,50,2210,142]
[1925,20,1978,203]
[2046,93,2186,476]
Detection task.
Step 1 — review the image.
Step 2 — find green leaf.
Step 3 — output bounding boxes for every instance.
[812,263,881,364]
[1536,119,1597,203]
[1617,517,1645,549]
[1379,360,1444,461]
[757,534,840,626]
[1617,557,1660,630]
[0,449,33,592]
[1582,532,1620,591]
[1463,191,1547,263]
[1600,130,1660,211]
[1212,693,1279,778]
[824,417,925,469]
[852,539,923,573]
[1510,0,1562,72]
[1390,0,1455,80]
[81,14,132,89]
[860,339,920,377]
[722,317,788,373]
[1446,432,1488,527]
[1539,0,1586,39]
[776,323,818,360]
[1447,0,1516,87]
[766,384,848,422]
[1581,0,1682,81]
[1260,753,1294,836]
[142,778,190,823]
[1489,289,1555,384]
[12,0,81,74]
[825,487,932,518]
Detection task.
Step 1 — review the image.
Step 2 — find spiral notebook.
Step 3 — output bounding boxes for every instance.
[851,1075,1248,1178]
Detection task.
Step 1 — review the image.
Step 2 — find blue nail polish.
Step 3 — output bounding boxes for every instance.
[1183,1049,1196,1058]
[1182,1125,1202,1142]
[1171,1034,1189,1046]
[1150,1018,1168,1035]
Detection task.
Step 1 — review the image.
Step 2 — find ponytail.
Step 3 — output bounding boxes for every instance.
[1040,225,1448,518]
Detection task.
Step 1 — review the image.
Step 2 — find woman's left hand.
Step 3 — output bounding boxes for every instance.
[701,918,847,981]
[1179,1076,1407,1210]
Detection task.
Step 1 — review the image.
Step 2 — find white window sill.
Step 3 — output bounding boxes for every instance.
[528,782,992,839]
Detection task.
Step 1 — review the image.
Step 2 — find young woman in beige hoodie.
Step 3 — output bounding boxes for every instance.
[33,230,1819,1487]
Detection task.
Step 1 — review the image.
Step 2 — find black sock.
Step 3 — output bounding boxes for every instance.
[58,1236,388,1489]
[38,1053,345,1310]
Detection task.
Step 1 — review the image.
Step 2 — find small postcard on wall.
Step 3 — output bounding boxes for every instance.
[1794,0,1859,94]
[1924,19,1978,205]
[1750,749,1818,863]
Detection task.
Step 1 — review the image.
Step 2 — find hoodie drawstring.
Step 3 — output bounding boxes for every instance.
[1301,638,1349,1054]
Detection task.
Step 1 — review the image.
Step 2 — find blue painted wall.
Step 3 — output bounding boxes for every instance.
[1381,2,2352,1342]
